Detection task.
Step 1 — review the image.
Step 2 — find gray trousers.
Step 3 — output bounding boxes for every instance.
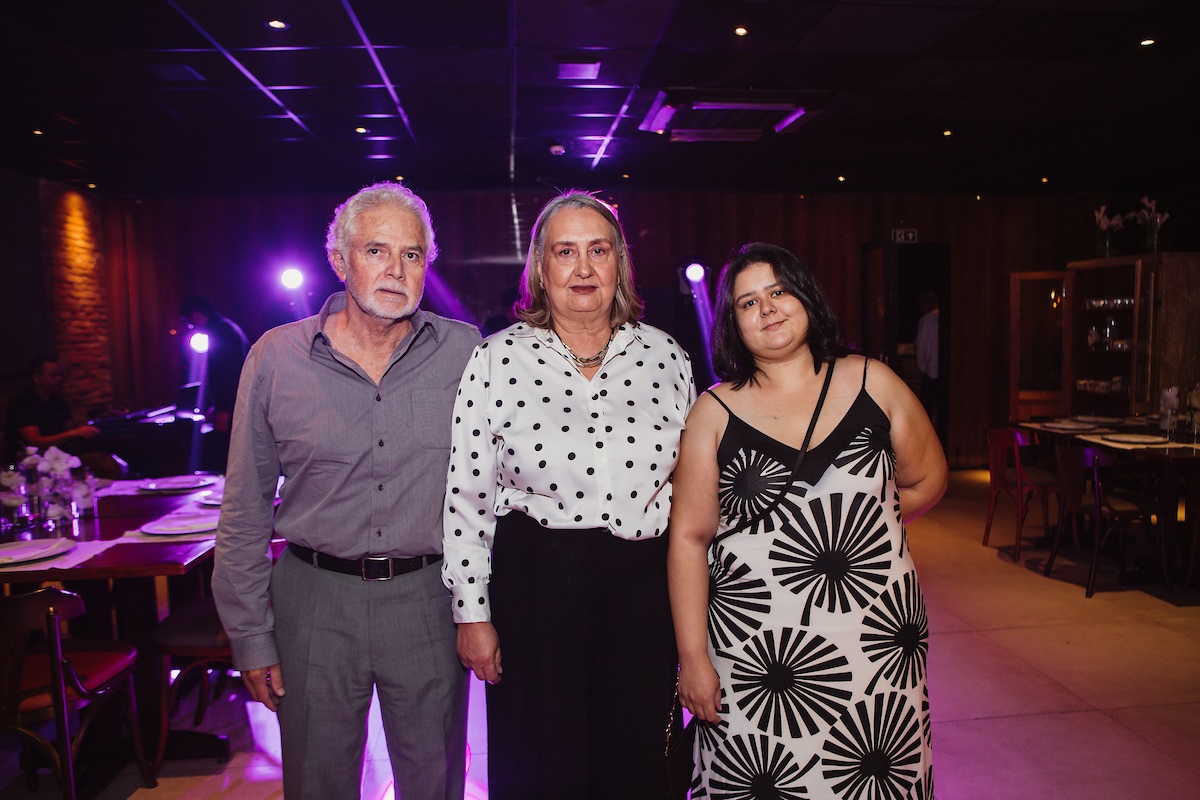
[270,548,468,800]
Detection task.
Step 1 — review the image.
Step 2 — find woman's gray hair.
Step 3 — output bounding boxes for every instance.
[325,182,438,269]
[515,190,643,329]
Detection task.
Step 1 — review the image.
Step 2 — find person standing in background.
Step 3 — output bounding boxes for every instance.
[181,295,249,472]
[915,291,939,426]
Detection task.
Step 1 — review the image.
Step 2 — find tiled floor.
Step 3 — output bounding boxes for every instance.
[3,469,1198,799]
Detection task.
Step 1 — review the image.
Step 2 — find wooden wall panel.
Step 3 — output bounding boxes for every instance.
[100,189,1099,466]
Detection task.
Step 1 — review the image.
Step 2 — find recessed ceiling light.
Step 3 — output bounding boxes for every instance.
[621,174,630,179]
[355,127,369,134]
[32,129,43,135]
[87,183,96,189]
[367,154,393,159]
[734,27,748,36]
[395,175,404,181]
[976,195,982,200]
[1140,38,1155,46]
[265,20,289,30]
[1041,177,1049,183]
[943,130,952,136]
[557,62,601,81]
[837,176,846,182]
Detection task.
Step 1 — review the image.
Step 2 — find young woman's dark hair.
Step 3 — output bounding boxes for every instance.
[712,242,852,388]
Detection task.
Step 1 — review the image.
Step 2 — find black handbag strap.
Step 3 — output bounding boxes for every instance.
[711,360,836,544]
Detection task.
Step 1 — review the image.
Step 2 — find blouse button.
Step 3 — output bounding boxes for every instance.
[378,439,385,447]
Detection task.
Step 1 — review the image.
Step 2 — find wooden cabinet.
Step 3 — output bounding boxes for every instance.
[1010,253,1199,420]
[1068,253,1199,416]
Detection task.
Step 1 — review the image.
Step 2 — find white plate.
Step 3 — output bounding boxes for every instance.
[1073,416,1122,425]
[140,512,221,535]
[198,491,224,507]
[0,538,76,565]
[139,475,218,494]
[1102,433,1169,445]
[1042,420,1096,431]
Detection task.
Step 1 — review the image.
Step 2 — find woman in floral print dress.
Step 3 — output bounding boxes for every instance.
[668,243,947,800]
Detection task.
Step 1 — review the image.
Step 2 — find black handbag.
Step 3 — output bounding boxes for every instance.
[665,679,695,800]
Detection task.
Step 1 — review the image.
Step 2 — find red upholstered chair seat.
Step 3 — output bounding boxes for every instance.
[19,643,138,713]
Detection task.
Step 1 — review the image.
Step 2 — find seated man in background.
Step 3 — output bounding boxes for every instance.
[4,355,99,459]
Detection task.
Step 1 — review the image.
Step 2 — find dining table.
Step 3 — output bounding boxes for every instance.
[0,474,233,788]
[1018,417,1200,589]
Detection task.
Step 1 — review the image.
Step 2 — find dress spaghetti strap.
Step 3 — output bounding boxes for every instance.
[862,356,870,389]
[704,389,734,415]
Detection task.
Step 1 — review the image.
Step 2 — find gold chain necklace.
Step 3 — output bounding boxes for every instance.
[556,326,616,369]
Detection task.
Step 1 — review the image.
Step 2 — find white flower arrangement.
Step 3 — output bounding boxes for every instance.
[2,446,88,521]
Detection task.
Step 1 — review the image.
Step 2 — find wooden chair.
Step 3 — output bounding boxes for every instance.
[152,595,232,775]
[0,587,156,799]
[983,426,1059,563]
[1045,445,1163,597]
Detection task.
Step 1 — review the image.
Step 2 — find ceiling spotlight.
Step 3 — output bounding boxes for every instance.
[685,263,706,283]
[189,333,210,353]
[621,174,630,179]
[355,126,369,134]
[395,175,404,181]
[943,130,952,136]
[367,154,394,159]
[549,141,566,156]
[1041,177,1049,183]
[734,27,748,36]
[86,183,96,189]
[837,176,846,182]
[265,20,289,30]
[1140,38,1155,46]
[32,129,43,135]
[281,268,303,289]
[976,195,982,200]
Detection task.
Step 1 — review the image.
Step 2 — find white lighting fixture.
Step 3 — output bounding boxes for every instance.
[1141,38,1155,46]
[32,129,43,135]
[281,269,303,289]
[265,20,289,30]
[734,27,748,37]
[838,176,846,182]
[943,130,952,136]
[355,127,369,134]
[685,263,706,283]
[190,333,210,353]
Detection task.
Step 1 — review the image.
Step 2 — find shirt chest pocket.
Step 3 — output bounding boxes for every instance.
[411,389,457,449]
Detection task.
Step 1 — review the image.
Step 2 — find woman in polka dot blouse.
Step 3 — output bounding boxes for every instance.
[442,191,696,799]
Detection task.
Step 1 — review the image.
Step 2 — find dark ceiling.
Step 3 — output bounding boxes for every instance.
[3,0,1198,197]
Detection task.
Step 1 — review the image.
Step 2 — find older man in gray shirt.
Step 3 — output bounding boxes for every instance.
[213,182,480,800]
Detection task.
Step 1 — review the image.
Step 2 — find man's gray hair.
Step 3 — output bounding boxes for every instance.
[325,182,439,268]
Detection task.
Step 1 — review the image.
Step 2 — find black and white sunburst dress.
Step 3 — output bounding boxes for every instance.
[694,358,933,800]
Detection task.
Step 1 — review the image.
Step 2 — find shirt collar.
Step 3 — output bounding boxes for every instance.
[309,291,438,351]
[531,322,638,366]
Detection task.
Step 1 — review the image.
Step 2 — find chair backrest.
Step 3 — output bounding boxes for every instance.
[0,588,85,725]
[985,426,1017,480]
[1055,445,1119,515]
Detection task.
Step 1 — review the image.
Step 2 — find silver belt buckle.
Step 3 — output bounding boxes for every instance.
[361,555,395,581]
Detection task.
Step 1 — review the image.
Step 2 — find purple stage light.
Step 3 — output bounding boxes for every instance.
[189,333,210,353]
[423,270,476,326]
[686,264,716,385]
[281,268,304,289]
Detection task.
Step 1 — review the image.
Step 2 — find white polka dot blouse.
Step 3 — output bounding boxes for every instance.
[442,322,696,623]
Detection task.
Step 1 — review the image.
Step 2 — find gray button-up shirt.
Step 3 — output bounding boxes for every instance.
[213,292,481,670]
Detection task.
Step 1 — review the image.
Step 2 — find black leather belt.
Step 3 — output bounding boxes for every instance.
[287,543,442,581]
